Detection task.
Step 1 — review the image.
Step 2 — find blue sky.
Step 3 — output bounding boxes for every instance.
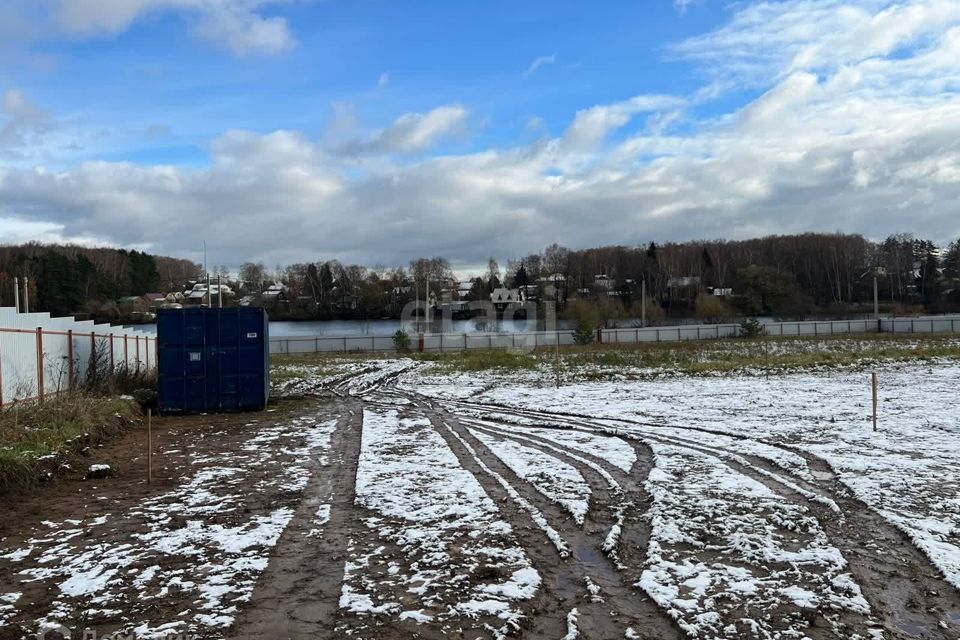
[6,2,729,167]
[1,1,960,269]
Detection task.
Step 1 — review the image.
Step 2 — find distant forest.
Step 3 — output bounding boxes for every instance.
[1,232,959,323]
[0,243,201,317]
[246,232,960,322]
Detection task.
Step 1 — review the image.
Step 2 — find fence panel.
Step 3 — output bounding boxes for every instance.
[0,307,156,407]
[263,315,960,357]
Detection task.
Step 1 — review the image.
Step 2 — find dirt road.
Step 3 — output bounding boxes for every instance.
[1,362,959,639]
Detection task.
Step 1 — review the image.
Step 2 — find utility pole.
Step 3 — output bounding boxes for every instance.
[203,240,210,308]
[641,279,647,328]
[873,275,879,320]
[13,277,19,312]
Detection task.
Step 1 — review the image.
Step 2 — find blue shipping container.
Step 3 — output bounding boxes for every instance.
[157,307,270,414]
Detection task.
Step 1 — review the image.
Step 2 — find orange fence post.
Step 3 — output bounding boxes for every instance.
[36,327,45,403]
[67,329,75,390]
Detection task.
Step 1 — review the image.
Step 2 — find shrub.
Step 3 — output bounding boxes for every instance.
[572,321,595,345]
[392,329,412,352]
[739,318,764,338]
[694,294,734,322]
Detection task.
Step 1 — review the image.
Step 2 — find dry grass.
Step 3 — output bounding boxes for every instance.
[0,391,144,493]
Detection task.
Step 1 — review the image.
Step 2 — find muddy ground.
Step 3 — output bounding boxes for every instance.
[1,369,959,640]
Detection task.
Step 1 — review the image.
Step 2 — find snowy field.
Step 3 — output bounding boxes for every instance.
[1,350,959,639]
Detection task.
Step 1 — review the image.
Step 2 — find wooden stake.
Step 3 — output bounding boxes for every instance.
[871,371,878,432]
[147,409,153,485]
[555,332,560,389]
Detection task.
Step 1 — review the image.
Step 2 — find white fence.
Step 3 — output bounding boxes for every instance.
[269,315,960,356]
[0,307,157,406]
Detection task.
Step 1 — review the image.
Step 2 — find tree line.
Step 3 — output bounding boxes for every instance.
[2,232,959,322]
[246,232,960,322]
[0,243,201,317]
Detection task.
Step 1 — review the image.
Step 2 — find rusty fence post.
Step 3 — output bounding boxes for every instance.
[67,329,75,390]
[36,327,44,403]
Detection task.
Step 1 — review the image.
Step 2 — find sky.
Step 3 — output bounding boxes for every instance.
[1,0,959,271]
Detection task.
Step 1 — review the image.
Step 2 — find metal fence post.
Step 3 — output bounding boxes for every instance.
[109,334,115,372]
[0,340,4,407]
[67,329,75,390]
[124,334,129,370]
[36,327,44,402]
[135,336,141,373]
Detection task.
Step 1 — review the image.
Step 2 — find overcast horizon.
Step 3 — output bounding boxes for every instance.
[1,1,959,271]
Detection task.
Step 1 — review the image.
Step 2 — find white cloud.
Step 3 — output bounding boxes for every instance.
[0,88,52,156]
[673,0,702,15]
[671,0,960,86]
[562,95,687,150]
[377,72,390,89]
[48,0,298,56]
[339,105,470,155]
[525,54,556,76]
[3,0,960,267]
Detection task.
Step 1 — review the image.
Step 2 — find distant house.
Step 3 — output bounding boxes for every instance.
[593,274,613,290]
[490,287,524,310]
[667,276,702,305]
[144,292,167,309]
[262,283,289,306]
[184,282,234,306]
[117,295,150,313]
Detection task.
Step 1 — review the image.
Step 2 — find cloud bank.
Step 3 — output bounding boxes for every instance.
[2,0,960,268]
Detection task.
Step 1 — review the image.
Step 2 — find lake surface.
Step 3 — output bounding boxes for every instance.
[130,318,566,336]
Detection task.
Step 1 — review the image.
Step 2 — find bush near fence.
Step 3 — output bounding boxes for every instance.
[267,316,960,356]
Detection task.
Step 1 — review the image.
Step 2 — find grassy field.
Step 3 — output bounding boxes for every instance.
[270,332,960,379]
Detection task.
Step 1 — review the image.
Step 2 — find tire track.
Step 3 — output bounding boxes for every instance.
[232,401,365,639]
[435,393,960,639]
[462,419,646,573]
[404,396,684,640]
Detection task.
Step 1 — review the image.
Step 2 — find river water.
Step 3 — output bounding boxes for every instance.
[131,318,570,336]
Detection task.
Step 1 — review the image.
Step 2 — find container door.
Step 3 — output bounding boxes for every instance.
[204,309,220,410]
[238,311,265,409]
[183,310,207,412]
[218,310,241,411]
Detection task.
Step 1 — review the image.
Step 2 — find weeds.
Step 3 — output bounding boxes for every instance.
[0,393,140,493]
[415,349,539,372]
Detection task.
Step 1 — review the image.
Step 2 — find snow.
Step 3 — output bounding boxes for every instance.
[390,358,960,636]
[562,607,580,640]
[469,427,591,525]
[0,414,338,637]
[339,406,540,635]
[411,361,960,595]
